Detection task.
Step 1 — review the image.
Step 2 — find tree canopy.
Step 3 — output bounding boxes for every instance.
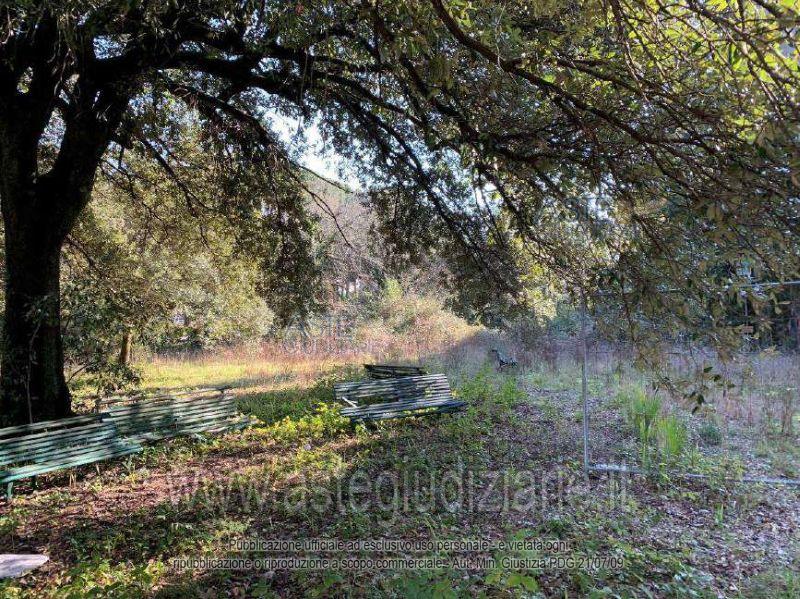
[0,0,798,423]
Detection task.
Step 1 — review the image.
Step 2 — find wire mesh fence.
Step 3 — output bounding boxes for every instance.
[549,337,800,485]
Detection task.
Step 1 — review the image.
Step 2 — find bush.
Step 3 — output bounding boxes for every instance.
[267,402,349,444]
[697,419,723,446]
[353,279,479,355]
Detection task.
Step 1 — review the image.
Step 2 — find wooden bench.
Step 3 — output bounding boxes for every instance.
[364,364,427,379]
[99,388,253,442]
[93,386,226,412]
[490,348,517,370]
[0,415,143,500]
[334,374,465,422]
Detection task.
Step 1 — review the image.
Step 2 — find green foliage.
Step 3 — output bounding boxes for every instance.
[618,385,688,466]
[388,572,466,598]
[656,414,689,464]
[0,509,20,538]
[457,367,525,410]
[484,567,540,594]
[619,385,662,454]
[61,278,142,394]
[52,559,166,599]
[697,419,723,447]
[382,278,404,305]
[147,255,274,351]
[60,131,290,391]
[263,402,350,445]
[352,278,479,354]
[741,566,800,599]
[378,278,475,338]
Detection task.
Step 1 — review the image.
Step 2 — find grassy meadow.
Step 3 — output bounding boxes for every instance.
[1,328,799,597]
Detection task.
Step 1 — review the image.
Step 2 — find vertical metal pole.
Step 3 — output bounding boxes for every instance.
[581,290,590,474]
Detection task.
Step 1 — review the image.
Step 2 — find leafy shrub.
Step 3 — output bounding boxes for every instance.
[147,256,274,351]
[266,402,349,444]
[697,419,722,446]
[354,278,479,355]
[52,558,165,598]
[62,279,142,395]
[499,377,526,405]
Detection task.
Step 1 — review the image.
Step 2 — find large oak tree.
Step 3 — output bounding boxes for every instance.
[0,1,797,424]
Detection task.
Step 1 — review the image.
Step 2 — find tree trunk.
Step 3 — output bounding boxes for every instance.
[1,222,71,425]
[0,19,137,425]
[118,330,133,366]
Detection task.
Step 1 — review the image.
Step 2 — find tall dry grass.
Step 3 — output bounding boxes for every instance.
[541,338,800,436]
[136,293,500,394]
[137,298,798,440]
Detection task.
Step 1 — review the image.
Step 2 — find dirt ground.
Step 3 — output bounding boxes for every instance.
[1,373,799,597]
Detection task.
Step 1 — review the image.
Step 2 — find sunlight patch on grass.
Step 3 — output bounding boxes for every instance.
[136,350,368,396]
